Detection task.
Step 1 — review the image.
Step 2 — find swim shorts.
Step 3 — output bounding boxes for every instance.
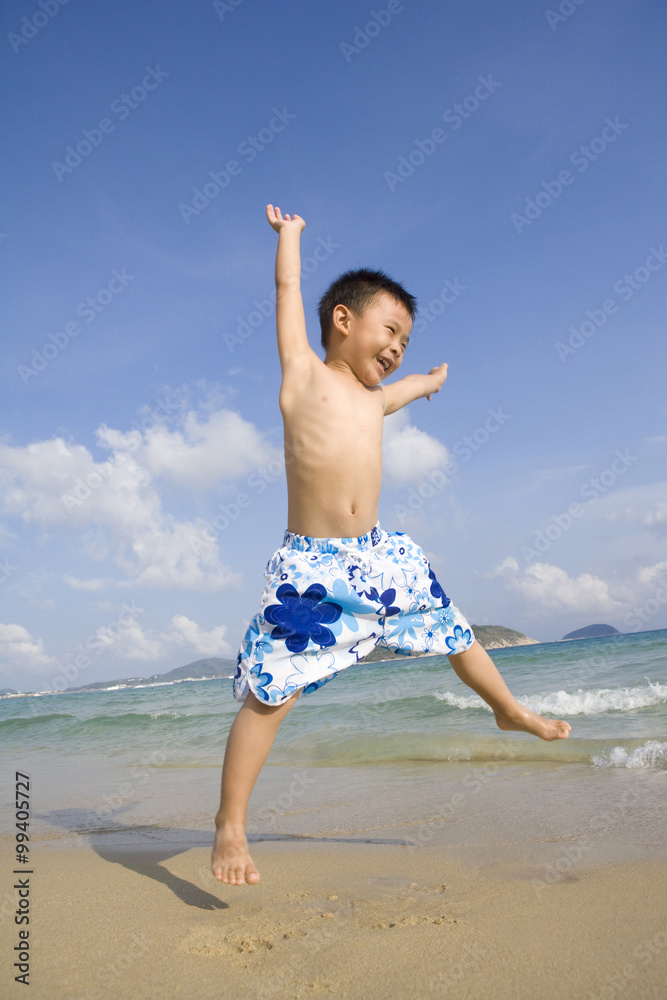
[233,523,475,705]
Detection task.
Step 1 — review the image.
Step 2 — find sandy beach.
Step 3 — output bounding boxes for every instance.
[3,839,666,1000]
[3,754,667,999]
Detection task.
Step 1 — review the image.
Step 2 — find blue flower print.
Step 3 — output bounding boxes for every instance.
[251,665,277,702]
[384,610,426,652]
[432,605,456,630]
[239,615,261,663]
[282,651,337,695]
[445,624,473,654]
[277,561,302,585]
[428,568,451,606]
[264,583,342,653]
[421,626,437,651]
[326,578,381,637]
[374,563,409,593]
[378,588,401,618]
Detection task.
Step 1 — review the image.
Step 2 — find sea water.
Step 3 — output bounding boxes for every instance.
[1,629,665,851]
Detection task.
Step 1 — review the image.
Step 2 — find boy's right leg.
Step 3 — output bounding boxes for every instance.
[211,689,300,884]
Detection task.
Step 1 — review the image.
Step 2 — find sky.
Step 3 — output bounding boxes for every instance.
[1,0,666,692]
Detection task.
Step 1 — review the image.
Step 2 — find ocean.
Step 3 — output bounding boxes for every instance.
[2,629,666,860]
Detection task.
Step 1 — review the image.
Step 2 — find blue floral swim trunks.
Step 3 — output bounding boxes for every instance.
[233,523,475,705]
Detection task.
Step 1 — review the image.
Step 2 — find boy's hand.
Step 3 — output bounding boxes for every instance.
[266,204,306,234]
[425,362,448,401]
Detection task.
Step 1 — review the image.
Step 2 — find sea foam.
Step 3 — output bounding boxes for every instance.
[592,740,667,769]
[433,680,667,716]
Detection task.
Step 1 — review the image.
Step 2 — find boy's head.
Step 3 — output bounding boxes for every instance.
[317,268,417,354]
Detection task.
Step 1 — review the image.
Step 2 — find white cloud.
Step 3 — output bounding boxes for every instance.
[638,560,667,586]
[79,612,233,663]
[0,523,18,547]
[0,401,278,591]
[63,575,110,590]
[0,623,58,676]
[99,407,280,490]
[492,557,621,614]
[165,614,233,657]
[599,482,667,537]
[97,618,164,662]
[382,408,450,486]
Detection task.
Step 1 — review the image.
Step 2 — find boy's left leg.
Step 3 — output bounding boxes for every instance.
[447,640,571,740]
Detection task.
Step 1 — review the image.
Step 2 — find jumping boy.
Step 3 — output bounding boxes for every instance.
[211,205,571,885]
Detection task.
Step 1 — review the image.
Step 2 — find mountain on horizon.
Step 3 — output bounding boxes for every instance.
[67,656,237,693]
[561,624,620,640]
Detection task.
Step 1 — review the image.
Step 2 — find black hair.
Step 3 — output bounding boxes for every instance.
[317,268,417,350]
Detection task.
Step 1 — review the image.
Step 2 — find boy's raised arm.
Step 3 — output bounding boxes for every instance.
[266,204,314,370]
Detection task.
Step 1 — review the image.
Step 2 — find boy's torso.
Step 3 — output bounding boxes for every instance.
[280,355,385,539]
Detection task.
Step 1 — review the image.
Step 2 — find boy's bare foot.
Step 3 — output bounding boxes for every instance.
[494,703,571,741]
[211,823,260,885]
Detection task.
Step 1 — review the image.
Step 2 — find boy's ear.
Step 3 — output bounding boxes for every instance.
[332,303,351,338]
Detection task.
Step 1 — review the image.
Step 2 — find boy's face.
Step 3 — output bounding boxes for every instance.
[333,292,412,386]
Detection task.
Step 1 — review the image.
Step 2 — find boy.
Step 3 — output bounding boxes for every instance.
[211,205,571,886]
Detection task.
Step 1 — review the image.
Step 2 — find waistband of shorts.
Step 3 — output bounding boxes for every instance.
[283,522,385,553]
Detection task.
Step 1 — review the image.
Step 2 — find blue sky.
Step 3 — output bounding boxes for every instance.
[2,0,666,691]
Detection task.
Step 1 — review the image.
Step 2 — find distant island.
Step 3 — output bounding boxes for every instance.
[561,624,620,640]
[359,625,539,662]
[67,656,237,693]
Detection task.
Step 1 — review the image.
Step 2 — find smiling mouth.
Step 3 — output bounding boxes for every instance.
[377,356,392,373]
